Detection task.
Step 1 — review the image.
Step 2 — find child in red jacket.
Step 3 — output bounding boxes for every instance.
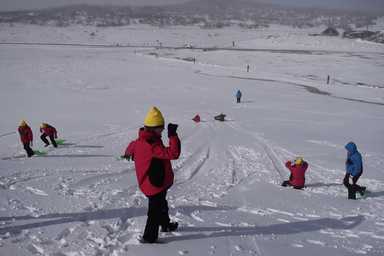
[123,107,181,243]
[40,123,58,148]
[282,157,308,189]
[18,120,34,157]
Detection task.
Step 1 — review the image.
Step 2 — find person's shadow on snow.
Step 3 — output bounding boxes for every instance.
[163,215,364,243]
[0,205,234,236]
[365,190,384,198]
[305,182,342,188]
[0,206,364,242]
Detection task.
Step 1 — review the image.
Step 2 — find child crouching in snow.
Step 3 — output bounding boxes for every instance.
[123,106,181,243]
[282,157,308,189]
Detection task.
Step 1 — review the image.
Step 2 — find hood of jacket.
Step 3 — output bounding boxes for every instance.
[345,142,357,154]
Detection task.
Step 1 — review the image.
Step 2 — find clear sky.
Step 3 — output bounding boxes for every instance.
[0,0,383,12]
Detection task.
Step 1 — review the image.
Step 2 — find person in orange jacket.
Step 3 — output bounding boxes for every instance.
[123,107,181,243]
[40,123,58,148]
[282,157,308,189]
[18,120,34,157]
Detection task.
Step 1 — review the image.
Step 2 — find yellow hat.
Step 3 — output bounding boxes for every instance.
[144,107,165,127]
[20,120,27,127]
[295,157,303,165]
[40,123,48,129]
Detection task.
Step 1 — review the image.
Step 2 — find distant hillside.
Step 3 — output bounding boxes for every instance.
[0,0,379,29]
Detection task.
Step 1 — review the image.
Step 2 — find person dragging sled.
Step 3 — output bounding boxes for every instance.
[18,120,34,157]
[282,157,308,189]
[123,106,181,243]
[344,142,366,199]
[40,123,58,148]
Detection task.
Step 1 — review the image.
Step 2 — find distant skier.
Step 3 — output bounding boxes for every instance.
[123,107,181,243]
[327,75,330,85]
[282,157,308,189]
[344,142,366,199]
[236,89,242,103]
[40,123,58,148]
[246,64,250,72]
[18,120,34,157]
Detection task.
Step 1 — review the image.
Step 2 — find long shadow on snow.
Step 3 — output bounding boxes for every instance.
[365,191,384,198]
[0,205,234,236]
[164,215,364,243]
[60,143,104,149]
[305,182,342,188]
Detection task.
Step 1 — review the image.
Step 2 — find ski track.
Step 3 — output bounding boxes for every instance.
[0,114,383,256]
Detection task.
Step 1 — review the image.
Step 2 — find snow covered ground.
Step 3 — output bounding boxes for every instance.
[1,23,384,255]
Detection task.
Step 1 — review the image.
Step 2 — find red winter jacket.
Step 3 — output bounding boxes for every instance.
[285,161,308,188]
[18,125,33,144]
[40,125,57,138]
[125,128,181,196]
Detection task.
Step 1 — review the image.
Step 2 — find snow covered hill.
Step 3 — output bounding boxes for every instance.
[0,24,384,255]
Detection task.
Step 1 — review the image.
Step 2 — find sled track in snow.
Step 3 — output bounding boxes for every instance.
[226,122,286,182]
[0,131,16,138]
[174,124,214,185]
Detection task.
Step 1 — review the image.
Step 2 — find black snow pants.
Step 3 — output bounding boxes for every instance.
[23,142,34,157]
[41,134,57,147]
[343,172,365,199]
[143,189,170,243]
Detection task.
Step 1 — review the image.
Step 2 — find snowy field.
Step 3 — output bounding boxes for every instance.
[1,23,384,255]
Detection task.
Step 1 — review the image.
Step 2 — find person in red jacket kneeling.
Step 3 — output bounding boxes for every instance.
[40,123,58,148]
[282,157,308,189]
[123,107,181,243]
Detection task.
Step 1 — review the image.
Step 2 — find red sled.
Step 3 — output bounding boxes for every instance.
[192,114,201,123]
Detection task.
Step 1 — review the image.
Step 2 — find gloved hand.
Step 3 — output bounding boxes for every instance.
[167,123,178,137]
[121,154,133,161]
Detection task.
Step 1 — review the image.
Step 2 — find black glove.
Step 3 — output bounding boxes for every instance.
[167,123,178,137]
[121,154,133,161]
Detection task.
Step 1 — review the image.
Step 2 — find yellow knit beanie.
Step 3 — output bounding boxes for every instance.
[295,157,303,165]
[144,107,165,127]
[20,120,27,127]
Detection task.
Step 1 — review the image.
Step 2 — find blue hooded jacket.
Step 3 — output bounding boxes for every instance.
[345,142,363,177]
[236,90,242,98]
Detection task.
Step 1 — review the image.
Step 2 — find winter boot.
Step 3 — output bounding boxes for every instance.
[161,222,178,232]
[348,186,356,200]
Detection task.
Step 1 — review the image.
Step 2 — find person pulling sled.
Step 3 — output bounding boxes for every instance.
[40,123,58,148]
[18,120,34,157]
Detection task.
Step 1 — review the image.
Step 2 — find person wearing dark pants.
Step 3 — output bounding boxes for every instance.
[124,107,181,243]
[143,189,178,242]
[18,120,34,157]
[236,89,242,103]
[344,142,366,199]
[40,134,57,148]
[40,123,58,148]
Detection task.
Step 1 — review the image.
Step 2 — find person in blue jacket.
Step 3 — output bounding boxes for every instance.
[344,142,366,199]
[236,89,242,103]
